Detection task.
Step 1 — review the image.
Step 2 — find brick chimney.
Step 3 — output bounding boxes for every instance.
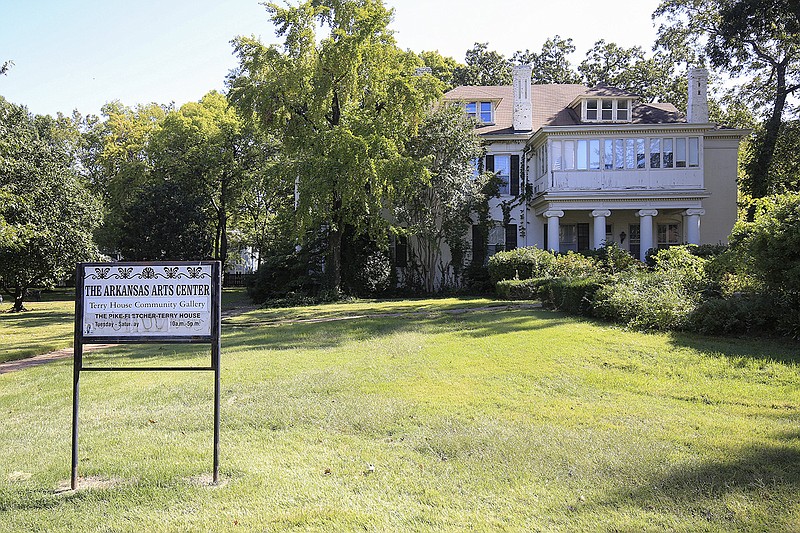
[512,64,532,131]
[687,67,709,123]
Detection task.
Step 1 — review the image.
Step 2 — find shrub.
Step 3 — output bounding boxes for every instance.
[488,246,556,282]
[552,251,600,278]
[593,270,700,330]
[730,193,800,294]
[689,294,777,335]
[583,242,640,274]
[539,276,605,316]
[650,246,708,291]
[495,278,544,300]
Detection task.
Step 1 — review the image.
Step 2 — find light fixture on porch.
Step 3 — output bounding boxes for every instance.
[619,231,627,244]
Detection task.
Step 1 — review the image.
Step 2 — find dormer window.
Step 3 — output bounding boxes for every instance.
[465,101,494,124]
[582,98,633,123]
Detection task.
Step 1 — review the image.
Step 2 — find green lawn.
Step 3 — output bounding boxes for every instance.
[0,290,76,363]
[1,299,799,531]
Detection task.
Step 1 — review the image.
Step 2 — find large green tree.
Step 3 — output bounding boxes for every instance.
[146,91,273,268]
[655,0,800,198]
[228,0,441,291]
[78,101,170,251]
[0,97,101,311]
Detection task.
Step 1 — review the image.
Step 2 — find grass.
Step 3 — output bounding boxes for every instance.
[1,298,799,531]
[0,290,75,363]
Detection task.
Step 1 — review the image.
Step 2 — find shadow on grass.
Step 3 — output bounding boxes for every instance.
[222,308,565,352]
[584,437,800,528]
[667,331,800,367]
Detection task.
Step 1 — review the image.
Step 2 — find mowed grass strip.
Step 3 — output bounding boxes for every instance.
[0,301,799,532]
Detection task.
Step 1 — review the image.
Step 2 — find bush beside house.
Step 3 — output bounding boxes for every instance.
[492,196,800,338]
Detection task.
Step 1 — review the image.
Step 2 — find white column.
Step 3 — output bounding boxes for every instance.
[591,209,611,249]
[636,209,658,262]
[685,208,705,245]
[544,210,564,252]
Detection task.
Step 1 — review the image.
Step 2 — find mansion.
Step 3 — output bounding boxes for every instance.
[443,67,747,263]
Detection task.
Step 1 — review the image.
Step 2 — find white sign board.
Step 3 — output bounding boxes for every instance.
[81,264,213,337]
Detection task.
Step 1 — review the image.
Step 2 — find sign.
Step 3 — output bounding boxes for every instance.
[79,262,214,340]
[71,261,222,489]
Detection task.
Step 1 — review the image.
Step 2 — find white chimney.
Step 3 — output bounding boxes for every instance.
[513,64,532,131]
[687,67,709,123]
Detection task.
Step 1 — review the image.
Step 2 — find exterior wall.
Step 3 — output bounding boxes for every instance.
[701,134,741,245]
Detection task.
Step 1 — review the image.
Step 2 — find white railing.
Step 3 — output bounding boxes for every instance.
[539,169,704,193]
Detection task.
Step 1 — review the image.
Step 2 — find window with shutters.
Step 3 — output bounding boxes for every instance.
[485,154,520,196]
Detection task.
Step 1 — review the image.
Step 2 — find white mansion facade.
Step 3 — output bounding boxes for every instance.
[444,66,747,262]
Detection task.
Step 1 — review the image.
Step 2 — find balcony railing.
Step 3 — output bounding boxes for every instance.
[534,169,704,194]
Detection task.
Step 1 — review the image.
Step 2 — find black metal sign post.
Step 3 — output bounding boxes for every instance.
[71,261,222,490]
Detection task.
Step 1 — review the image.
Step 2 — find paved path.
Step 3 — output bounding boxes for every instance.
[0,302,539,374]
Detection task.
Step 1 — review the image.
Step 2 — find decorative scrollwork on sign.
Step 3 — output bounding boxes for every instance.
[187,267,202,278]
[141,267,156,279]
[118,267,134,279]
[95,267,110,279]
[164,267,179,279]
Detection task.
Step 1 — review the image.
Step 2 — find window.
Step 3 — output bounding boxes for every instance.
[636,139,646,168]
[589,140,601,170]
[601,99,613,120]
[480,101,492,123]
[577,140,588,170]
[505,224,518,251]
[559,223,590,253]
[564,141,575,169]
[487,154,511,195]
[552,142,563,171]
[586,99,598,120]
[616,100,629,121]
[583,99,633,122]
[650,138,661,168]
[629,224,641,258]
[657,223,680,247]
[688,137,700,167]
[604,140,613,170]
[675,138,687,167]
[649,137,700,169]
[465,101,493,123]
[663,138,674,168]
[614,139,624,170]
[465,102,476,119]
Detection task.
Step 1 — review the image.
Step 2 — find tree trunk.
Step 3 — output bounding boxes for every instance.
[12,286,25,312]
[327,226,342,292]
[219,182,228,269]
[748,61,788,204]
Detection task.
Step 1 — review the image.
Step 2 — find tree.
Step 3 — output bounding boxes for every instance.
[78,101,170,252]
[512,36,582,84]
[397,103,483,292]
[654,0,800,198]
[0,97,101,311]
[416,50,460,90]
[228,0,441,291]
[1,60,12,76]
[116,180,213,261]
[579,40,686,105]
[146,91,273,268]
[453,42,512,86]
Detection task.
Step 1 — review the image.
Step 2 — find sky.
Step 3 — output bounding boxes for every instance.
[0,0,662,118]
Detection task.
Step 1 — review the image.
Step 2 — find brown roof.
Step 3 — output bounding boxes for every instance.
[444,84,687,134]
